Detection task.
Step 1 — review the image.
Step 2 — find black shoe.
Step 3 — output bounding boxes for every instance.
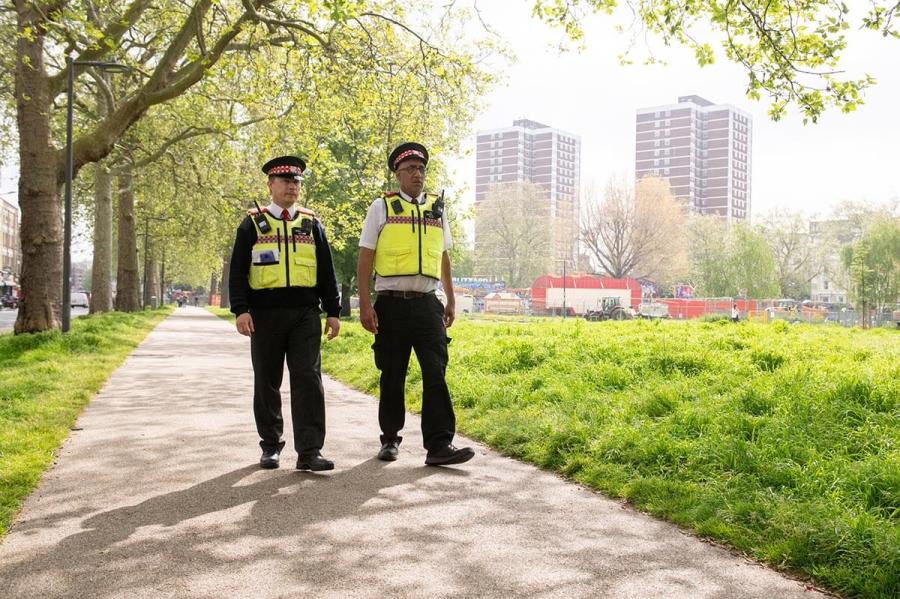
[377,439,401,461]
[296,451,334,472]
[425,444,475,466]
[260,447,280,469]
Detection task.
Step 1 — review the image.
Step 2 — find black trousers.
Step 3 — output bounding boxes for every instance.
[250,306,325,454]
[373,293,455,450]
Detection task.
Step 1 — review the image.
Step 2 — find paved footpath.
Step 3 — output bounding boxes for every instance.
[0,308,827,598]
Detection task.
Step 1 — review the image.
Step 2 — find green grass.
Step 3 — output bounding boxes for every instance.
[321,316,899,599]
[0,308,171,537]
[207,306,235,322]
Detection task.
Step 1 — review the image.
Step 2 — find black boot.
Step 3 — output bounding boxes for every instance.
[425,444,475,466]
[296,450,334,471]
[260,447,280,469]
[377,438,401,461]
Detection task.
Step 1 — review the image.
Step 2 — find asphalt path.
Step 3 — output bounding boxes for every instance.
[0,307,828,598]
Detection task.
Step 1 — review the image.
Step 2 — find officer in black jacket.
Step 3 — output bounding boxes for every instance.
[229,155,341,471]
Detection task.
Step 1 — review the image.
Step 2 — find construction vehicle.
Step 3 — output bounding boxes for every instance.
[584,296,632,321]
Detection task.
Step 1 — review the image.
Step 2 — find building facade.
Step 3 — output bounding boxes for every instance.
[475,119,581,271]
[0,196,21,296]
[635,95,752,221]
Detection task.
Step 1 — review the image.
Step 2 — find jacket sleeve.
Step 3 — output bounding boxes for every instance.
[313,220,341,318]
[229,218,255,316]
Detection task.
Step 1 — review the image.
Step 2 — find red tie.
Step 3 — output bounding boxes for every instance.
[281,209,290,221]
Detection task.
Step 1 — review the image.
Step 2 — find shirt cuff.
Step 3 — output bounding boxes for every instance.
[358,241,376,250]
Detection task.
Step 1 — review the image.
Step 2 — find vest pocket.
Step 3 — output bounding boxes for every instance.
[425,248,442,276]
[384,246,411,271]
[293,254,317,286]
[250,264,280,288]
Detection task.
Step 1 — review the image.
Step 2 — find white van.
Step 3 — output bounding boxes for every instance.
[70,292,89,308]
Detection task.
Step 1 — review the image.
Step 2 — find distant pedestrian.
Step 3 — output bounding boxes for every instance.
[193,296,199,307]
[229,155,341,472]
[731,302,740,323]
[356,142,474,467]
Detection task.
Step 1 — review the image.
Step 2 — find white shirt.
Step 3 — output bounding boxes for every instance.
[266,202,296,220]
[359,190,453,292]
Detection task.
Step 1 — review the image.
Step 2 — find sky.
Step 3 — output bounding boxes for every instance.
[445,1,900,222]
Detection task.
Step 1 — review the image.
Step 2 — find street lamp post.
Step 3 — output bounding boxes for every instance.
[62,56,127,332]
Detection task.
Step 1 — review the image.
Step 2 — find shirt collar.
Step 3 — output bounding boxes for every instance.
[267,202,295,220]
[398,190,424,204]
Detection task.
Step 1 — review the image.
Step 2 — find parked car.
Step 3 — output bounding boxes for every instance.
[70,292,89,308]
[1,294,17,309]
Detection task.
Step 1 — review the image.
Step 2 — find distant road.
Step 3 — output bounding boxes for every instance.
[0,307,89,334]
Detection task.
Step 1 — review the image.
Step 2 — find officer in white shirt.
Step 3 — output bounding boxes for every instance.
[356,142,474,466]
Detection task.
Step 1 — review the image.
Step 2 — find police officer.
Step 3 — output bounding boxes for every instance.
[229,155,341,471]
[357,142,474,466]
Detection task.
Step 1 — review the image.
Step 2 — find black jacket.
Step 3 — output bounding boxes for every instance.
[229,215,341,318]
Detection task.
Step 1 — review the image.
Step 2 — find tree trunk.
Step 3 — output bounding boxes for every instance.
[14,5,62,333]
[209,271,218,298]
[341,281,351,317]
[115,170,141,311]
[159,248,166,305]
[219,254,230,308]
[90,163,113,313]
[147,257,159,308]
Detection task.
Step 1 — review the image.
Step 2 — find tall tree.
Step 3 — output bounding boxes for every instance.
[687,214,732,296]
[841,217,900,328]
[729,223,779,298]
[89,161,113,312]
[580,176,687,284]
[3,1,490,333]
[760,209,821,299]
[688,216,779,297]
[475,181,552,287]
[532,0,899,122]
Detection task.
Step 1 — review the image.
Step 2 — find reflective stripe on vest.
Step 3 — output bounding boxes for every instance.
[374,194,443,279]
[249,211,317,289]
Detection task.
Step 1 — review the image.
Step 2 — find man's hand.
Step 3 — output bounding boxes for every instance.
[236,312,254,336]
[444,302,455,328]
[359,301,378,334]
[324,317,341,340]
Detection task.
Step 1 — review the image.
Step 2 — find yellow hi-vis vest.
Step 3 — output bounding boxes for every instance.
[374,192,444,279]
[248,207,317,290]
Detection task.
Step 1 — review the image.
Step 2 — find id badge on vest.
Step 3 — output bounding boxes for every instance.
[252,249,279,265]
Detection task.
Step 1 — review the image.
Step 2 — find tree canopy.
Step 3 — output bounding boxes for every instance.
[532,0,899,122]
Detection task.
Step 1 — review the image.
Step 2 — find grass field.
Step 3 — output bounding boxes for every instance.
[0,308,171,538]
[319,315,899,599]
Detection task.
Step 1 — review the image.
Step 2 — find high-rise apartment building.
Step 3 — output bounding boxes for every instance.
[475,119,581,271]
[635,95,752,220]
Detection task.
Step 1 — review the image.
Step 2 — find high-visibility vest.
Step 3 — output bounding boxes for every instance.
[247,207,317,290]
[374,193,444,279]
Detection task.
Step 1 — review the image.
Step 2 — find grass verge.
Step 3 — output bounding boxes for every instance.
[0,307,171,538]
[321,316,899,599]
